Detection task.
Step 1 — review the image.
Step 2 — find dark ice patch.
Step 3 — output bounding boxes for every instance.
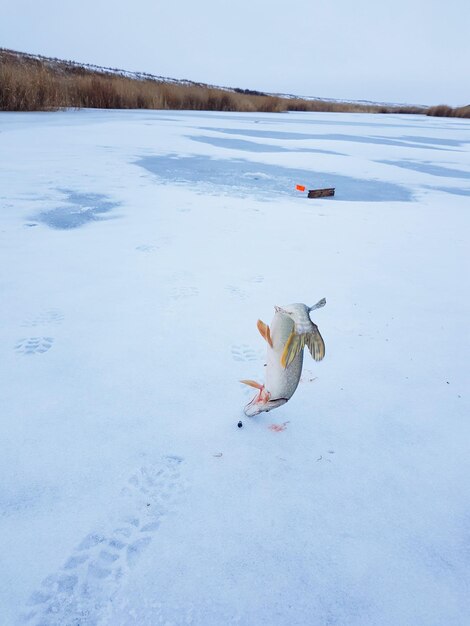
[425,186,470,197]
[34,190,119,229]
[199,128,450,150]
[188,135,290,152]
[398,135,467,148]
[136,154,412,202]
[379,160,470,180]
[199,127,330,141]
[187,134,342,155]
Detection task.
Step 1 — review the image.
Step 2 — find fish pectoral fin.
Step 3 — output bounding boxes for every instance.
[256,319,273,348]
[280,332,305,369]
[306,325,325,361]
[281,326,325,367]
[240,379,264,390]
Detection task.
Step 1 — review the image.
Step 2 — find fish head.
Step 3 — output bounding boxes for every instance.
[244,394,288,417]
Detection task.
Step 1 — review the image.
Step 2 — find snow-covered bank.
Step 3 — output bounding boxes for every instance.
[1,109,469,625]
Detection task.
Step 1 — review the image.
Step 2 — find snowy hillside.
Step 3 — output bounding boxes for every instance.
[0,109,469,625]
[0,48,220,89]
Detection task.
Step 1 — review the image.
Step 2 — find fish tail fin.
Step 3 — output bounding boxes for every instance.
[309,297,326,312]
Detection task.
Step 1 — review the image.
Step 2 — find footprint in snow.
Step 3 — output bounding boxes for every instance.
[15,337,54,355]
[231,344,263,362]
[22,456,186,626]
[245,274,264,284]
[170,286,199,300]
[21,309,64,327]
[135,244,158,253]
[136,237,172,253]
[225,285,249,300]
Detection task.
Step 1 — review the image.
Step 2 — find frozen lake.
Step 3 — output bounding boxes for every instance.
[1,108,469,625]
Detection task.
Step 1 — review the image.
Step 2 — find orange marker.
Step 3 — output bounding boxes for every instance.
[296,184,306,192]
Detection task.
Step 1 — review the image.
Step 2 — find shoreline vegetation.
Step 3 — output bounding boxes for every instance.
[1,48,469,118]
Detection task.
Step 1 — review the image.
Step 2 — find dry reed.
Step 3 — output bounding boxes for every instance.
[1,48,468,118]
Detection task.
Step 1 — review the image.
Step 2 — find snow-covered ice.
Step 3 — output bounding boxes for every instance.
[0,108,469,625]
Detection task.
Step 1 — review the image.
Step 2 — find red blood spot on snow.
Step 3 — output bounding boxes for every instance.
[268,422,289,432]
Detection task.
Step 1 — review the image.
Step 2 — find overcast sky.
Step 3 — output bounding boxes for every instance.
[1,0,469,106]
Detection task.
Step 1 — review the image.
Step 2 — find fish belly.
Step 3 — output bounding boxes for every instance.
[265,311,303,401]
[266,350,303,400]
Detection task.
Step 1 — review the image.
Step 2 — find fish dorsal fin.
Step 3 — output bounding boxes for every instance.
[240,379,264,390]
[306,325,325,361]
[256,319,273,348]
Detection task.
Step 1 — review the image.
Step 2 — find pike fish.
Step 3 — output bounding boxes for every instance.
[241,299,326,417]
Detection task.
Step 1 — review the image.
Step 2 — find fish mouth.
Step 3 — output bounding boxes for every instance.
[244,397,288,417]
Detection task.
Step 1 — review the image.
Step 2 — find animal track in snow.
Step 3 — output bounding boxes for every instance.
[231,344,262,362]
[136,237,172,253]
[225,285,249,300]
[170,286,199,300]
[21,309,64,327]
[245,274,264,284]
[22,456,186,626]
[300,370,318,384]
[15,337,54,355]
[135,244,158,253]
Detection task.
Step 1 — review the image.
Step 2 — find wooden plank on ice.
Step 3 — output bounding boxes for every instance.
[308,187,335,198]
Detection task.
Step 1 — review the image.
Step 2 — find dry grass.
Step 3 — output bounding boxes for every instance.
[0,50,287,112]
[0,49,288,112]
[426,104,470,118]
[1,48,468,117]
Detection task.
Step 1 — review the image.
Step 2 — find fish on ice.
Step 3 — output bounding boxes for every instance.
[241,299,326,417]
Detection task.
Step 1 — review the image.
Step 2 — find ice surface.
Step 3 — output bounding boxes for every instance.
[426,186,470,196]
[187,134,343,155]
[202,127,457,151]
[379,159,470,179]
[398,135,468,147]
[33,190,120,230]
[0,108,469,626]
[136,154,412,201]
